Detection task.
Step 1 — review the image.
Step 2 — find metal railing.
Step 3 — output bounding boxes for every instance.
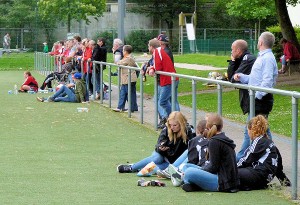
[34,52,300,199]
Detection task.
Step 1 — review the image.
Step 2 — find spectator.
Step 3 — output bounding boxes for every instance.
[3,33,11,52]
[37,72,86,103]
[237,115,290,190]
[111,38,124,76]
[157,119,208,181]
[227,39,256,115]
[80,39,93,101]
[89,38,108,100]
[39,57,74,90]
[149,34,180,129]
[19,71,39,93]
[112,45,138,112]
[278,38,300,74]
[43,42,49,53]
[234,32,278,161]
[117,111,195,175]
[181,113,239,192]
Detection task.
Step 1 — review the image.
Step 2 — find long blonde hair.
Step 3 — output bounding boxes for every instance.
[206,113,223,139]
[247,115,269,140]
[166,111,188,144]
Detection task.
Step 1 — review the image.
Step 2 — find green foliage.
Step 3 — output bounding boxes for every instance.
[226,0,276,20]
[38,0,106,31]
[125,30,158,53]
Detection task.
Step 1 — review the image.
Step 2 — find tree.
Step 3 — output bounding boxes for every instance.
[38,0,106,33]
[226,0,300,51]
[275,0,300,51]
[129,0,196,44]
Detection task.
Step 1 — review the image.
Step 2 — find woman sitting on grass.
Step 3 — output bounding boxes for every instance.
[237,115,290,190]
[19,71,39,93]
[181,113,239,192]
[117,111,196,176]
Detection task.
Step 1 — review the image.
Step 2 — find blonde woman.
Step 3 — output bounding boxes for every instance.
[237,115,290,190]
[117,111,195,175]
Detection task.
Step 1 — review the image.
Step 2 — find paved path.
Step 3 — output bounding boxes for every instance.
[97,61,299,196]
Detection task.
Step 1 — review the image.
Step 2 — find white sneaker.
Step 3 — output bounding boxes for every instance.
[168,164,183,187]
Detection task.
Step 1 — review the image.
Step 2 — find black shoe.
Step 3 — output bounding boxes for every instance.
[111,72,118,76]
[182,183,202,192]
[117,164,133,173]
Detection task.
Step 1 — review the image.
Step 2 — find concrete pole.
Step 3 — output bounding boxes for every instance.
[118,0,125,42]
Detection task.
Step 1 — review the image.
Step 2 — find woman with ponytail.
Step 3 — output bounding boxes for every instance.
[182,113,239,192]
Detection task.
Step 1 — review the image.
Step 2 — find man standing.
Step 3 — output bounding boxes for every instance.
[227,39,256,115]
[89,38,107,100]
[112,38,124,76]
[234,32,278,160]
[3,33,11,52]
[149,34,180,129]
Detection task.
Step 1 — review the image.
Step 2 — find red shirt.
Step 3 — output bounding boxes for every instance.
[153,47,178,86]
[22,76,38,91]
[82,47,92,73]
[283,41,300,61]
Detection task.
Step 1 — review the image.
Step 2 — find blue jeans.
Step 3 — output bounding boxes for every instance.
[52,85,76,102]
[117,83,138,111]
[94,72,101,94]
[158,84,171,119]
[281,55,287,66]
[172,149,188,168]
[131,151,169,172]
[183,167,219,191]
[236,115,273,161]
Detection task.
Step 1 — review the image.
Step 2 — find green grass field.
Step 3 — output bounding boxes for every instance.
[0,71,295,204]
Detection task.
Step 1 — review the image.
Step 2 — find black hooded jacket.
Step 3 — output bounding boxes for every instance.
[202,132,240,191]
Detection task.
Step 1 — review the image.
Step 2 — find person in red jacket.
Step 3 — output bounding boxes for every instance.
[19,71,38,92]
[149,35,180,129]
[278,38,300,74]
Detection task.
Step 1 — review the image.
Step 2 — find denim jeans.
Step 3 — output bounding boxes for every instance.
[159,84,172,119]
[236,114,273,161]
[117,83,138,111]
[52,85,76,102]
[280,55,287,66]
[94,72,101,94]
[183,167,219,191]
[172,149,188,168]
[131,151,169,172]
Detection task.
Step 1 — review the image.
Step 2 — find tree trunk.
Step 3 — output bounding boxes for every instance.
[275,0,300,51]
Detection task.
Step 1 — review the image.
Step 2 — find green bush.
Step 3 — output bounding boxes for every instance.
[125,30,158,52]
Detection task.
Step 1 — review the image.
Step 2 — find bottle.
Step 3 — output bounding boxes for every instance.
[14,84,18,95]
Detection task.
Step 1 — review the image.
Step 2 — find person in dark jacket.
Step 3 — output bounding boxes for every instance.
[182,113,239,192]
[117,111,196,176]
[237,115,290,190]
[156,119,209,180]
[89,38,108,99]
[227,39,256,115]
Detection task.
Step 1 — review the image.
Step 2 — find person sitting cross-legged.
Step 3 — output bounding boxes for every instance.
[37,72,86,103]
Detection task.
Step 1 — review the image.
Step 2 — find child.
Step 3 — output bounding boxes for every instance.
[19,71,39,93]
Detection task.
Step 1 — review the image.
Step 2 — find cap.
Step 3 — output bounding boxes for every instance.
[157,34,169,43]
[43,42,47,45]
[74,72,82,79]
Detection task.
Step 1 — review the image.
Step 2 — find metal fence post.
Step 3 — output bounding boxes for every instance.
[171,76,176,112]
[292,96,298,200]
[217,84,222,116]
[192,79,197,128]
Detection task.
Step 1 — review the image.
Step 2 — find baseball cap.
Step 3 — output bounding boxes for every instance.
[74,72,82,79]
[157,34,169,43]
